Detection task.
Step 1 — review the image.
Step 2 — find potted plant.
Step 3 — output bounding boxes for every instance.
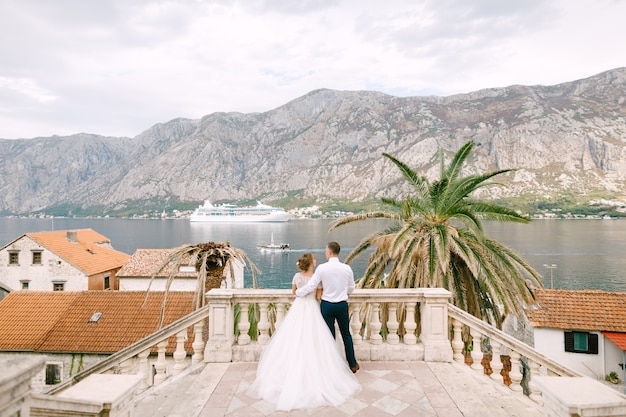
[605,371,620,384]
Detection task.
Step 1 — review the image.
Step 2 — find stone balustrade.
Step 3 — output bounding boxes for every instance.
[448,304,583,404]
[42,305,211,404]
[204,288,453,364]
[14,287,606,415]
[2,357,45,417]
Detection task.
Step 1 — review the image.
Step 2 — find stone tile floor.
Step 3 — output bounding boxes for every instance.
[135,360,544,417]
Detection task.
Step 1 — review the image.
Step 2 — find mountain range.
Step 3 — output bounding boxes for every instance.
[1,68,625,216]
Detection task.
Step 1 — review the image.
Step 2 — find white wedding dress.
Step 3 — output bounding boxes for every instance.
[246,273,361,411]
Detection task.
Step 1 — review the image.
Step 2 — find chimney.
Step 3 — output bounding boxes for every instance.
[66,231,78,243]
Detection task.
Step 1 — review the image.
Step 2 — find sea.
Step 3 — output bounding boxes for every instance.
[1,217,625,292]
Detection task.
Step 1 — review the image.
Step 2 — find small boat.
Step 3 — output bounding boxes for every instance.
[258,233,290,252]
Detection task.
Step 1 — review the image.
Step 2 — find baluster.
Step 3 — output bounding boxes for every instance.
[403,302,417,345]
[489,339,504,383]
[119,358,132,375]
[192,320,204,364]
[387,303,400,344]
[172,330,188,375]
[528,359,543,404]
[469,327,483,371]
[275,302,287,330]
[137,349,151,389]
[237,302,251,345]
[350,302,362,345]
[369,302,383,345]
[508,350,524,392]
[153,340,168,385]
[257,302,271,344]
[451,319,464,362]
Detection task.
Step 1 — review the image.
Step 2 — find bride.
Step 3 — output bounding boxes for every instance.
[246,253,361,411]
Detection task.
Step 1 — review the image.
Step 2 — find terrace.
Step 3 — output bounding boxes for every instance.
[5,288,626,417]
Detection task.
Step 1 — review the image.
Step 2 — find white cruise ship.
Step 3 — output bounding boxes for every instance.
[189,200,292,223]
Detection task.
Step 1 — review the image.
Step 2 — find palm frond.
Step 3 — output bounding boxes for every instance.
[143,241,258,328]
[332,140,543,327]
[443,140,474,181]
[383,152,425,190]
[328,211,397,231]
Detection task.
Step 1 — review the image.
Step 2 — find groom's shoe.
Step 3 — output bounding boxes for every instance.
[351,363,360,373]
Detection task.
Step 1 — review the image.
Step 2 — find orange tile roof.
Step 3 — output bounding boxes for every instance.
[604,332,626,350]
[117,248,196,278]
[526,289,626,332]
[0,291,77,350]
[27,229,130,276]
[0,291,195,353]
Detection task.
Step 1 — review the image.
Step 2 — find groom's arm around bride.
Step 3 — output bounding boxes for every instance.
[296,241,360,373]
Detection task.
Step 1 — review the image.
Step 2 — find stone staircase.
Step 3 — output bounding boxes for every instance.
[429,361,543,417]
[133,362,226,417]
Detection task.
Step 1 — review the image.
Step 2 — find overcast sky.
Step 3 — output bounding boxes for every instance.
[1,0,625,140]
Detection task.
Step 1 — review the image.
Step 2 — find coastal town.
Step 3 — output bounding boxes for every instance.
[3,1,626,411]
[9,200,626,220]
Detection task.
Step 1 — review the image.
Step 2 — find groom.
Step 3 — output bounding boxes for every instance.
[296,241,359,373]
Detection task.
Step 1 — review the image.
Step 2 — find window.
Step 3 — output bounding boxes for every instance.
[574,332,588,350]
[53,282,65,291]
[564,331,598,354]
[20,280,30,289]
[45,363,62,385]
[89,312,102,322]
[32,251,42,265]
[104,275,110,290]
[8,251,19,265]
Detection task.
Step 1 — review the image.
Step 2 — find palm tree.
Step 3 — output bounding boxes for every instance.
[330,141,542,328]
[146,241,259,327]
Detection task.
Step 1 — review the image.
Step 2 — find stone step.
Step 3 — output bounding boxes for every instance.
[428,361,544,417]
[133,363,228,417]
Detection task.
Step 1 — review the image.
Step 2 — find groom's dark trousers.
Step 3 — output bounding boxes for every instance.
[320,300,357,369]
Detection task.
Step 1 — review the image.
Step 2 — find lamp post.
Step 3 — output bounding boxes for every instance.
[543,264,557,289]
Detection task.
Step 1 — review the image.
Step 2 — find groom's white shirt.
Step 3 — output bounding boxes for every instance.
[296,257,354,302]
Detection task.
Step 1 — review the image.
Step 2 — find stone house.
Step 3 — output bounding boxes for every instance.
[0,290,195,393]
[117,248,244,291]
[0,229,130,291]
[526,288,626,383]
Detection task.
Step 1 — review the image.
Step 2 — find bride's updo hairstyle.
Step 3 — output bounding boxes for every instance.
[296,253,314,272]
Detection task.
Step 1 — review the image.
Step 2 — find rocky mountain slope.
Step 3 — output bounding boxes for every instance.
[1,68,625,215]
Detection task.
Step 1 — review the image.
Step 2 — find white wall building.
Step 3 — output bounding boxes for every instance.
[0,229,130,292]
[117,248,244,291]
[0,291,194,393]
[527,288,626,383]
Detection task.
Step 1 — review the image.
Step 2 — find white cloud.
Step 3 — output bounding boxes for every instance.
[0,77,57,103]
[0,0,625,139]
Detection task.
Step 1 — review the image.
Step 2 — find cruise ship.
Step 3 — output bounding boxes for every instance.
[189,200,292,223]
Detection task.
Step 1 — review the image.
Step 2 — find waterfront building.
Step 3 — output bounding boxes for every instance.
[0,229,129,291]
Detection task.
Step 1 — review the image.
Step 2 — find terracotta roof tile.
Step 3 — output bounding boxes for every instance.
[27,229,130,276]
[0,291,195,353]
[526,289,626,332]
[0,291,78,350]
[117,249,196,278]
[604,332,626,350]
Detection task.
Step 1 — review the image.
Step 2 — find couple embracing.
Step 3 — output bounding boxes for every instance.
[247,242,361,411]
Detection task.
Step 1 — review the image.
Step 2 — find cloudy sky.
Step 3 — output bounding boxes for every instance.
[1,0,625,139]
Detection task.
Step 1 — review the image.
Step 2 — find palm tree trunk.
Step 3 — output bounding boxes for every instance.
[205,263,226,293]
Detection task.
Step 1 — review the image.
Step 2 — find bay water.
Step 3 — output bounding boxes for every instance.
[1,217,625,292]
